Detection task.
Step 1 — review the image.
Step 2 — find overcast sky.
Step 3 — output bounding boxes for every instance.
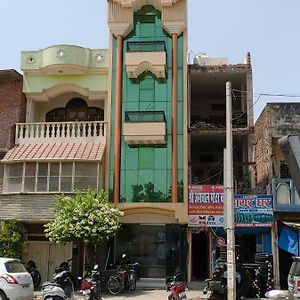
[1,0,300,120]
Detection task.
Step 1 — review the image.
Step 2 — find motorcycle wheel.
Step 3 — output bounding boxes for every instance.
[107,276,122,295]
[129,271,136,291]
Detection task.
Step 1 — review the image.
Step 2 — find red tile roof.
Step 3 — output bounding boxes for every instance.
[2,142,105,162]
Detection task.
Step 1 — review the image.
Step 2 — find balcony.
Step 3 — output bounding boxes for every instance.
[123,111,166,145]
[15,121,107,144]
[125,41,167,79]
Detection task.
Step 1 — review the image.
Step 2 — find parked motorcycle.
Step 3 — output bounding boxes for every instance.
[41,258,74,300]
[25,260,41,289]
[115,253,137,291]
[166,268,187,300]
[79,264,102,300]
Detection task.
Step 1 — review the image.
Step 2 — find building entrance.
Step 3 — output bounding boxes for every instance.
[191,232,209,280]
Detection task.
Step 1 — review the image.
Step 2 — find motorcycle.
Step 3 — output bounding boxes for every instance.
[115,253,137,291]
[166,268,187,300]
[79,264,102,300]
[41,259,74,300]
[25,260,41,289]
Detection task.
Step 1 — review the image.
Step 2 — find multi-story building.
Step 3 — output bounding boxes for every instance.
[0,45,109,282]
[107,0,188,282]
[187,53,273,280]
[254,102,300,289]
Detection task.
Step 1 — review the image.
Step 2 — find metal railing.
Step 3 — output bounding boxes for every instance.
[125,111,166,123]
[15,121,107,144]
[126,41,166,52]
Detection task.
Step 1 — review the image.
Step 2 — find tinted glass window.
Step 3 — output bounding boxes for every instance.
[5,261,26,273]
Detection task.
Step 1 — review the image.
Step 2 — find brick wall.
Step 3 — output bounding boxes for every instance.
[0,70,26,154]
[254,106,273,190]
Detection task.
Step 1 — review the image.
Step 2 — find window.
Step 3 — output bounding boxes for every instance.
[4,163,23,193]
[45,98,104,122]
[3,162,100,193]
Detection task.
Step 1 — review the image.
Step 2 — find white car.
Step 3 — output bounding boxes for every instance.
[0,257,34,300]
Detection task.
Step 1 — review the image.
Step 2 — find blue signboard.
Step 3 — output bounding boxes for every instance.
[234,195,273,227]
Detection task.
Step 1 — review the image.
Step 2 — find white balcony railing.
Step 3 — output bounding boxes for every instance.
[15,121,107,144]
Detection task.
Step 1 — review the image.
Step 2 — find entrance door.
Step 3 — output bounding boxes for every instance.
[25,241,72,282]
[191,232,209,280]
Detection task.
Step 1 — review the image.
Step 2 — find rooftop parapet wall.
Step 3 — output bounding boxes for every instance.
[21,45,109,74]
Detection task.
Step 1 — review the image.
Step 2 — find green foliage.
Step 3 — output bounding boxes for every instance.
[0,220,26,259]
[44,189,123,245]
[132,180,184,202]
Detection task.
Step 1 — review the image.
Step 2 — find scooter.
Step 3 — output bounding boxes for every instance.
[25,260,41,289]
[78,264,102,300]
[166,269,187,300]
[41,265,74,299]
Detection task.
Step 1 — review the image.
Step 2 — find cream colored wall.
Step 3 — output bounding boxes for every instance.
[33,97,104,122]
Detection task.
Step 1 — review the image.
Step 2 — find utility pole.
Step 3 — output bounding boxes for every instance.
[225,81,236,299]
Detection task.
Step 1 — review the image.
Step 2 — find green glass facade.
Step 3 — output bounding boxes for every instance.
[110,5,184,203]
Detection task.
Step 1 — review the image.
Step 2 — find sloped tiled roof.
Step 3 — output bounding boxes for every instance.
[2,142,105,162]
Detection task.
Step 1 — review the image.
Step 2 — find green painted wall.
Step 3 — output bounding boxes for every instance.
[110,5,183,202]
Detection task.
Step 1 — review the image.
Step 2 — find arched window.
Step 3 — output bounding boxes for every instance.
[66,98,88,121]
[45,98,104,122]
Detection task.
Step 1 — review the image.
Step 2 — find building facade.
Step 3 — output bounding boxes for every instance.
[0,45,109,282]
[254,102,300,289]
[107,0,189,281]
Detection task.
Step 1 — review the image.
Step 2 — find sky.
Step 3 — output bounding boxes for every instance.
[1,0,300,120]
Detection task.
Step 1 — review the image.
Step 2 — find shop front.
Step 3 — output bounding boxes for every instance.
[188,185,273,281]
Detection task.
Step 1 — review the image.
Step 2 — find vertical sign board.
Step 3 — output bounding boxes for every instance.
[188,185,273,227]
[188,185,225,227]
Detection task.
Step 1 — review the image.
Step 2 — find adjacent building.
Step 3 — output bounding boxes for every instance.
[0,45,109,281]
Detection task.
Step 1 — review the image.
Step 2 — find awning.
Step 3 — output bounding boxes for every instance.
[1,142,105,162]
[282,221,300,229]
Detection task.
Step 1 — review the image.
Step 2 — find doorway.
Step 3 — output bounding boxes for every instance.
[191,232,209,280]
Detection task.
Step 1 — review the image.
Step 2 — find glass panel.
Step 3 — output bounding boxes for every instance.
[62,163,73,177]
[75,163,97,177]
[49,177,59,192]
[24,177,35,192]
[139,148,154,169]
[116,224,166,278]
[74,177,97,190]
[50,163,59,176]
[6,163,23,177]
[25,163,36,177]
[61,177,72,192]
[4,178,22,193]
[37,177,47,191]
[38,163,48,176]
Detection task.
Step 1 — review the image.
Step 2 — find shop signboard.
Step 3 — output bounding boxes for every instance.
[234,194,273,227]
[188,185,225,227]
[188,185,273,227]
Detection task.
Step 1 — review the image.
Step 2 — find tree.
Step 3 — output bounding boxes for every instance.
[0,220,26,259]
[44,189,123,245]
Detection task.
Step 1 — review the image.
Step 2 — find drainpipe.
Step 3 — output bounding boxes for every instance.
[113,35,123,205]
[172,33,178,203]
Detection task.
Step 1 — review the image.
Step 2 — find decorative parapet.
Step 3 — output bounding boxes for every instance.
[21,45,108,74]
[108,0,186,37]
